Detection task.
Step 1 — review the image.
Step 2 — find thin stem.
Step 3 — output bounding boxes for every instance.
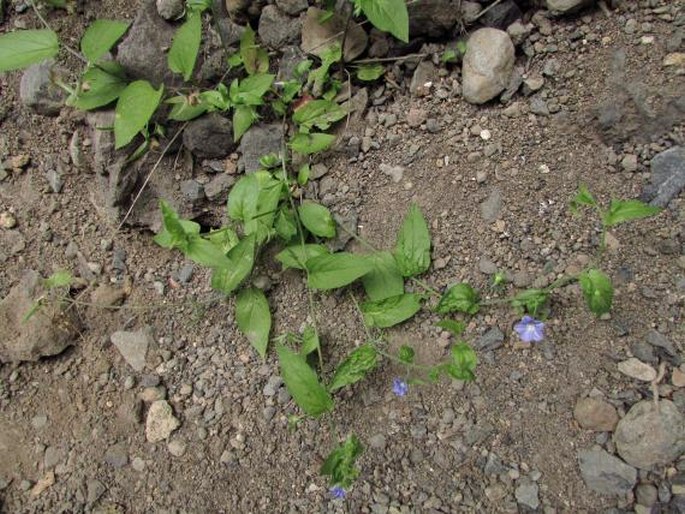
[351,53,430,65]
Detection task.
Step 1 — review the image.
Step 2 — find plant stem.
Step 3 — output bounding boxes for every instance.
[29,0,89,65]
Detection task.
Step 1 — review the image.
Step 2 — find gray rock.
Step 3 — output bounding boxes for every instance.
[167,438,187,457]
[156,0,184,20]
[86,479,106,505]
[180,180,204,202]
[480,188,502,222]
[644,146,685,208]
[636,483,658,507]
[19,60,66,116]
[408,0,460,37]
[183,114,236,159]
[111,329,151,372]
[258,5,301,49]
[301,7,367,61]
[645,329,679,358]
[578,447,637,496]
[614,400,685,470]
[275,0,307,15]
[204,174,236,201]
[239,124,283,174]
[329,210,358,252]
[145,400,181,442]
[178,264,194,283]
[480,0,522,30]
[213,10,245,48]
[379,163,404,183]
[617,358,657,382]
[474,327,504,351]
[44,445,66,469]
[369,434,386,450]
[46,168,64,193]
[410,61,437,97]
[545,0,595,15]
[574,397,619,431]
[0,270,79,363]
[118,0,177,86]
[484,452,506,475]
[478,257,497,275]
[462,28,515,104]
[515,480,539,510]
[104,442,129,468]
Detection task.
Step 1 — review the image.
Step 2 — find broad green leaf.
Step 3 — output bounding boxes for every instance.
[80,20,130,62]
[394,203,431,277]
[227,171,282,243]
[233,105,256,141]
[210,234,256,295]
[239,25,269,75]
[290,133,335,155]
[436,319,465,337]
[436,283,480,315]
[355,64,385,81]
[236,287,271,359]
[602,199,661,227]
[186,0,212,13]
[166,94,208,121]
[0,29,59,72]
[358,0,409,42]
[114,80,163,149]
[275,244,330,270]
[298,201,336,238]
[68,63,127,110]
[307,253,372,290]
[233,73,274,105]
[579,268,613,316]
[300,325,320,356]
[153,200,199,252]
[227,173,259,221]
[185,236,232,269]
[293,99,346,132]
[328,344,378,391]
[361,251,404,301]
[448,342,477,381]
[277,344,334,417]
[320,435,363,488]
[274,207,298,241]
[205,227,239,254]
[569,184,597,213]
[43,270,72,289]
[511,288,548,315]
[168,12,201,81]
[398,345,415,364]
[297,164,310,186]
[361,293,422,328]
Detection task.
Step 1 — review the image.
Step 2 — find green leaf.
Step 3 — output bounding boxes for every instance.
[398,345,415,364]
[320,435,363,488]
[510,288,548,315]
[275,244,330,270]
[210,234,256,295]
[579,268,613,316]
[166,94,208,121]
[436,283,480,315]
[361,293,422,328]
[153,200,199,252]
[307,253,372,290]
[233,73,274,105]
[300,325,320,357]
[436,319,465,338]
[361,251,405,302]
[205,227,239,254]
[0,29,59,72]
[357,0,409,42]
[394,203,431,277]
[185,236,232,269]
[233,105,256,141]
[43,270,73,289]
[186,0,212,13]
[449,342,477,381]
[601,199,661,227]
[277,344,334,417]
[569,184,597,213]
[329,344,378,391]
[293,99,346,132]
[236,287,271,359]
[274,207,298,241]
[239,25,269,75]
[289,133,336,155]
[298,201,336,238]
[114,80,163,149]
[355,64,385,81]
[68,63,127,110]
[297,164,310,186]
[80,20,130,62]
[168,12,201,81]
[227,171,282,243]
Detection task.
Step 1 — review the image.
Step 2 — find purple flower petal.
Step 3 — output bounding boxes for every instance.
[392,378,409,397]
[330,486,346,499]
[514,316,545,343]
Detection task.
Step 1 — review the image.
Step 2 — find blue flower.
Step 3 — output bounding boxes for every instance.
[392,378,409,397]
[514,315,545,343]
[330,485,346,499]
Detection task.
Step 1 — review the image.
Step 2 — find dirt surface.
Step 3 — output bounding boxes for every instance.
[1,0,684,513]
